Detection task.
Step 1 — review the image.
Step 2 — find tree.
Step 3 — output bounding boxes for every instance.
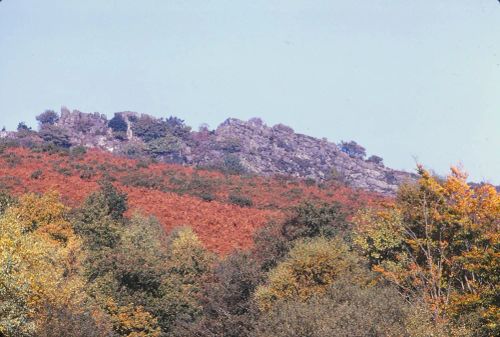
[72,180,126,253]
[353,166,499,336]
[17,122,31,131]
[131,116,168,142]
[185,252,263,337]
[36,110,59,126]
[97,179,128,221]
[0,192,91,336]
[281,201,348,241]
[255,279,426,337]
[161,227,214,335]
[104,298,161,337]
[254,238,366,311]
[108,114,128,132]
[252,201,349,273]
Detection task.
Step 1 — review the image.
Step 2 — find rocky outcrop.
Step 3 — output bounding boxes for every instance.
[21,107,417,194]
[191,118,415,194]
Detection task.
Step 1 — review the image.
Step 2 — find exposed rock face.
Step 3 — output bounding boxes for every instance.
[193,118,415,194]
[26,107,417,194]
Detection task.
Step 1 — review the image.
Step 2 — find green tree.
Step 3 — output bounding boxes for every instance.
[38,125,72,148]
[185,252,262,337]
[36,110,59,126]
[255,279,423,337]
[161,227,213,335]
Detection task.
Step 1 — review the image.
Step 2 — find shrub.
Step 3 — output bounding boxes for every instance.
[108,114,128,132]
[199,193,215,202]
[131,116,168,142]
[70,145,87,157]
[165,116,191,139]
[222,154,246,174]
[30,169,43,180]
[36,110,59,125]
[339,140,366,159]
[254,279,416,337]
[147,135,181,156]
[3,152,22,167]
[120,173,164,189]
[79,168,94,180]
[56,167,72,176]
[304,178,316,186]
[219,137,243,153]
[120,142,146,158]
[0,191,16,215]
[229,193,253,207]
[17,122,31,131]
[281,201,348,241]
[136,159,150,169]
[184,252,262,337]
[39,125,72,148]
[367,155,384,165]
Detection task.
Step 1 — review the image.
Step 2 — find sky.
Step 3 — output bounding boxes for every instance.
[0,0,499,183]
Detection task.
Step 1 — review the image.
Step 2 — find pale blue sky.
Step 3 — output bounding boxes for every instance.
[0,0,499,183]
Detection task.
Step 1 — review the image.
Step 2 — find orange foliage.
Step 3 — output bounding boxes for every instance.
[0,147,382,254]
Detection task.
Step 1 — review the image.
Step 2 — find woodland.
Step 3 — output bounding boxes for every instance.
[0,122,498,337]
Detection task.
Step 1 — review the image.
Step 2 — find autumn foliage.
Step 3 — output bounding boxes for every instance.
[353,166,499,336]
[1,139,498,336]
[0,146,380,253]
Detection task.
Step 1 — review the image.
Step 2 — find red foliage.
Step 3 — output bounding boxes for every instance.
[0,147,385,254]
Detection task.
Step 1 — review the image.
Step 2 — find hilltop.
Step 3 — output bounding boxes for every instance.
[3,107,417,194]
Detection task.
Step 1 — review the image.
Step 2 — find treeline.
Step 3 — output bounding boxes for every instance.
[0,166,498,336]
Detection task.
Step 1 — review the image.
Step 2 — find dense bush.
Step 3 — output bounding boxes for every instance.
[147,135,181,156]
[339,140,366,159]
[108,113,128,132]
[39,125,72,148]
[184,252,262,337]
[17,122,31,131]
[229,193,253,207]
[165,116,191,140]
[30,169,43,180]
[281,201,348,241]
[132,115,168,142]
[367,154,384,165]
[36,110,59,125]
[219,137,243,153]
[254,237,366,311]
[254,279,422,337]
[221,154,246,174]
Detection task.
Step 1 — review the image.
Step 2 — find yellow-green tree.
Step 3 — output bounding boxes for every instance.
[161,227,214,333]
[254,237,366,311]
[0,192,88,336]
[353,166,499,336]
[104,298,161,337]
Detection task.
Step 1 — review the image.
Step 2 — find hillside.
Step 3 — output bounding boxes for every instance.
[0,145,382,253]
[4,107,417,194]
